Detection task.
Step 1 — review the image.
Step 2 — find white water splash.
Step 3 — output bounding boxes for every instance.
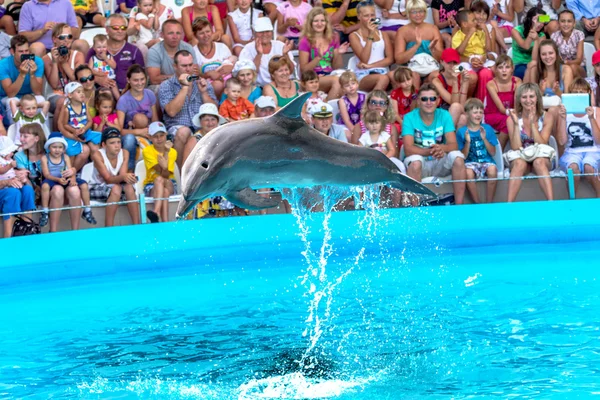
[76,376,223,398]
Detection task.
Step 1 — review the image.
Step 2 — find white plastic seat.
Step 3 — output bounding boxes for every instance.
[584,42,595,78]
[347,56,358,71]
[424,7,434,24]
[134,159,182,202]
[80,27,107,48]
[7,123,50,141]
[80,162,106,206]
[328,98,340,121]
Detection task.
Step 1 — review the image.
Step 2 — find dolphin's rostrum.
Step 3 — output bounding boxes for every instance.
[176,92,435,218]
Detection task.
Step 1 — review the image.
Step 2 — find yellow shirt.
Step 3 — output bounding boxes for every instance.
[142,145,177,186]
[71,0,91,12]
[452,30,486,58]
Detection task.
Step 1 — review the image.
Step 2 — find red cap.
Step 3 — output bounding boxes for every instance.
[593,50,600,66]
[440,48,461,64]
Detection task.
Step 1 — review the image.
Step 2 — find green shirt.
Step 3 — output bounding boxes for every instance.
[511,25,545,65]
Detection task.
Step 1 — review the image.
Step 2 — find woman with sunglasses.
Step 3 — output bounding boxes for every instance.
[351,90,399,156]
[43,23,85,131]
[393,0,443,90]
[74,66,98,120]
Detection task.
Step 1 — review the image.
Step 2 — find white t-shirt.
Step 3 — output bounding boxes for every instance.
[238,40,295,86]
[135,13,156,45]
[193,42,233,74]
[359,131,391,153]
[229,8,261,42]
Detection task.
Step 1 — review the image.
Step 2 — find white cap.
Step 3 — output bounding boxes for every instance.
[0,136,18,157]
[64,81,82,95]
[254,17,274,33]
[192,103,227,128]
[254,96,276,109]
[148,121,168,136]
[307,101,334,118]
[44,136,68,152]
[232,59,256,77]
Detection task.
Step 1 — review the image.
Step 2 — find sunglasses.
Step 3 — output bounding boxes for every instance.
[57,34,73,40]
[369,100,388,107]
[409,9,426,15]
[420,96,438,102]
[110,25,127,31]
[79,75,95,83]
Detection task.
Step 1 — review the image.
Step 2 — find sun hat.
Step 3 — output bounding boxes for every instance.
[254,96,276,109]
[254,17,274,33]
[64,81,83,95]
[308,102,333,118]
[44,136,68,152]
[0,136,18,157]
[148,121,168,136]
[232,59,256,77]
[192,103,227,128]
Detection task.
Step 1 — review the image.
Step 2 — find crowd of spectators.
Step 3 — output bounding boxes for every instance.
[1,0,600,238]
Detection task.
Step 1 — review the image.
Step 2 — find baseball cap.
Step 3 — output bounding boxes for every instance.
[148,121,168,136]
[308,102,333,118]
[192,103,227,128]
[64,81,83,95]
[593,50,600,66]
[101,127,121,143]
[440,48,460,64]
[0,136,18,157]
[254,96,276,109]
[254,17,274,33]
[44,135,68,152]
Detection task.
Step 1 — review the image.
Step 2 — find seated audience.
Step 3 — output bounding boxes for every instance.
[227,0,263,56]
[275,0,313,44]
[254,95,277,117]
[565,0,600,37]
[524,39,573,97]
[262,56,301,108]
[309,101,350,142]
[351,90,400,154]
[337,70,365,132]
[431,48,470,127]
[550,10,585,78]
[431,0,461,49]
[511,7,546,80]
[222,60,262,104]
[322,0,362,43]
[88,34,120,101]
[219,78,255,121]
[182,0,233,49]
[9,94,49,145]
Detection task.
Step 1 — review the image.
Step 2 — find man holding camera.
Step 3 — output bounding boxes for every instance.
[158,50,217,168]
[0,35,45,124]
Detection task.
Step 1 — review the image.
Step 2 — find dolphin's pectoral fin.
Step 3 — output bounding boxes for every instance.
[389,173,438,197]
[227,188,281,210]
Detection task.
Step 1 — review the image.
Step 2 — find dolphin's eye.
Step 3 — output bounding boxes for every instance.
[201,161,209,169]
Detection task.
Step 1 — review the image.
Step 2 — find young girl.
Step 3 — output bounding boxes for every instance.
[390,67,417,123]
[227,0,262,56]
[351,90,399,155]
[337,71,365,131]
[40,136,96,230]
[484,55,521,149]
[275,0,313,45]
[359,110,396,156]
[550,10,585,79]
[88,35,120,101]
[511,7,546,80]
[524,39,573,98]
[301,70,327,123]
[135,0,161,49]
[182,0,233,49]
[485,0,514,49]
[92,93,120,133]
[58,82,102,170]
[470,1,501,54]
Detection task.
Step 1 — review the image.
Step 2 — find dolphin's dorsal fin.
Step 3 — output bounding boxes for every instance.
[271,92,313,121]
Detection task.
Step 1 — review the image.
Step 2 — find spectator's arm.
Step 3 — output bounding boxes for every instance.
[439,130,458,153]
[512,0,524,14]
[431,77,456,106]
[349,31,371,64]
[590,108,600,144]
[460,132,470,158]
[151,105,158,122]
[384,136,396,159]
[210,6,226,41]
[350,123,361,144]
[565,39,584,68]
[181,6,197,45]
[533,111,553,144]
[82,104,94,132]
[164,85,189,117]
[147,67,171,85]
[562,65,574,94]
[511,25,534,52]
[394,28,420,65]
[403,134,432,157]
[227,16,248,45]
[8,99,18,116]
[276,11,288,34]
[1,75,25,99]
[389,124,399,157]
[328,0,351,25]
[481,129,496,156]
[454,30,474,58]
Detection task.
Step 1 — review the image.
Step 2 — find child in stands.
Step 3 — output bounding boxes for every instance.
[9,94,49,145]
[337,71,365,132]
[92,93,120,133]
[219,78,255,121]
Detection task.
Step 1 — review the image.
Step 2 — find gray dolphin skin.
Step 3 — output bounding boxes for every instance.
[176,92,435,218]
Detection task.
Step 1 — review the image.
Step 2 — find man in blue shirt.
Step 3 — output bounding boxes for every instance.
[566,0,600,36]
[402,83,466,204]
[0,35,45,124]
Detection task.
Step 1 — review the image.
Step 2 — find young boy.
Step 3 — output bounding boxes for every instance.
[456,98,499,203]
[9,94,50,145]
[452,10,493,71]
[143,121,177,223]
[89,35,120,101]
[90,128,140,227]
[301,70,327,124]
[218,78,255,122]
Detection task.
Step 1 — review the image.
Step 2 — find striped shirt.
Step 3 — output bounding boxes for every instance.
[322,0,361,27]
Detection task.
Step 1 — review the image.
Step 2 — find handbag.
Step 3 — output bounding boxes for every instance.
[11,215,41,237]
[408,53,439,77]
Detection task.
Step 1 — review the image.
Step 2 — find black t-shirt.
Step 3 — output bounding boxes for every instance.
[430,0,464,23]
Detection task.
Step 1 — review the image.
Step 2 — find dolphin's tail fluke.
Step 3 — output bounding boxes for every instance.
[176,198,199,220]
[389,173,438,197]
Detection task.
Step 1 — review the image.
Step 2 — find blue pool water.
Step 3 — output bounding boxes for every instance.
[2,200,600,398]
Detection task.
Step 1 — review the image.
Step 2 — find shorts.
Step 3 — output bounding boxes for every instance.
[380,24,405,32]
[167,125,191,141]
[42,177,86,189]
[89,183,128,201]
[355,67,389,82]
[465,162,497,179]
[65,130,102,156]
[76,12,102,27]
[144,179,178,197]
[404,150,464,178]
[498,25,513,35]
[559,151,600,172]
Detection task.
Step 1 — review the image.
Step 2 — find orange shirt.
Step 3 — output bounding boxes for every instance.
[218,98,254,121]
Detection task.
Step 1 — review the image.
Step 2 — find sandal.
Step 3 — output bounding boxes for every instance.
[82,210,97,225]
[39,211,49,227]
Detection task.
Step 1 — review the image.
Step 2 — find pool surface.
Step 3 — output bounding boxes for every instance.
[2,200,600,399]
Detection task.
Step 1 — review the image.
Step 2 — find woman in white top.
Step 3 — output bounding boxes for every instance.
[227,0,263,56]
[89,128,140,227]
[348,1,393,92]
[374,0,409,44]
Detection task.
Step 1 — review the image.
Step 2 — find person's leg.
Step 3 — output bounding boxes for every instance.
[466,71,478,98]
[66,185,83,230]
[211,80,225,99]
[451,156,466,205]
[72,39,90,57]
[0,15,17,35]
[92,13,107,27]
[319,75,342,100]
[0,187,21,237]
[465,167,480,203]
[72,144,91,171]
[567,162,581,196]
[476,68,494,101]
[507,158,530,202]
[105,184,122,227]
[48,185,65,232]
[3,216,14,238]
[486,164,498,203]
[29,42,47,58]
[19,184,36,215]
[162,179,174,222]
[174,126,192,168]
[76,13,85,30]
[441,32,452,49]
[406,159,423,207]
[448,103,465,128]
[532,157,553,200]
[79,182,97,224]
[41,183,50,209]
[584,163,600,197]
[150,176,165,220]
[121,134,139,171]
[132,113,149,130]
[123,183,141,224]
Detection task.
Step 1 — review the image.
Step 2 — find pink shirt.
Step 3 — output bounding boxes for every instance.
[276,1,312,38]
[92,113,119,126]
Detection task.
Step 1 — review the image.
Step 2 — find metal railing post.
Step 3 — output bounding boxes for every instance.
[139,194,147,224]
[567,168,575,200]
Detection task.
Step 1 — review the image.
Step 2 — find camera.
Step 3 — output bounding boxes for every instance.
[370,17,380,25]
[58,46,69,56]
[186,75,199,82]
[20,54,35,62]
[454,65,464,73]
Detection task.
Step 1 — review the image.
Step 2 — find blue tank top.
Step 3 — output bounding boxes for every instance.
[67,102,88,129]
[48,155,66,179]
[407,40,432,56]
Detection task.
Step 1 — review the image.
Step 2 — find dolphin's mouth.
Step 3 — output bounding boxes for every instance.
[176,198,198,219]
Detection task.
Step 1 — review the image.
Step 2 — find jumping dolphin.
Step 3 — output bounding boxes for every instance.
[176,92,435,218]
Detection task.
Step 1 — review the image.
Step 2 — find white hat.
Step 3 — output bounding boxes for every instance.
[307,101,334,118]
[192,103,227,128]
[44,136,68,152]
[254,96,276,109]
[148,121,168,136]
[0,136,18,157]
[254,17,274,33]
[64,81,82,95]
[232,59,256,77]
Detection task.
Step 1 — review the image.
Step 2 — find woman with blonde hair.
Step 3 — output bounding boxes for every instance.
[505,83,556,202]
[262,56,301,108]
[298,7,349,99]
